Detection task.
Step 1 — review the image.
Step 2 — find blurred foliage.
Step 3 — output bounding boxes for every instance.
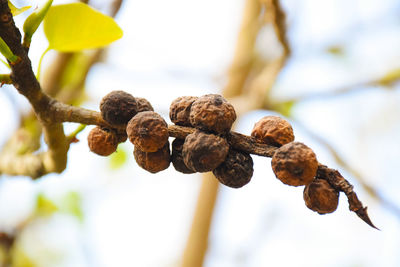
[58,191,83,222]
[326,45,345,56]
[109,145,128,170]
[379,68,400,86]
[35,192,83,221]
[35,194,58,217]
[59,52,91,89]
[273,100,295,117]
[11,242,36,267]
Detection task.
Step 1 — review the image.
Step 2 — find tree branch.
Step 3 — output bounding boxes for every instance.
[0,0,375,229]
[0,0,68,177]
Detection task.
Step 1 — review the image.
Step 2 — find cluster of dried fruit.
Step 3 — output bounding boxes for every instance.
[87,91,342,216]
[253,116,339,214]
[169,94,253,188]
[87,91,154,156]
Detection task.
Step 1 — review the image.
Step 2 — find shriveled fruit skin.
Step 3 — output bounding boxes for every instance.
[304,178,339,214]
[213,149,254,188]
[189,94,236,134]
[126,111,169,152]
[171,138,195,174]
[88,127,118,156]
[251,116,294,146]
[182,130,229,173]
[100,90,138,125]
[135,97,154,112]
[134,142,171,173]
[169,96,198,126]
[271,142,318,186]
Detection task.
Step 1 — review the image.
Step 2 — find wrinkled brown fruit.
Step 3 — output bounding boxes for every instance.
[271,142,318,186]
[251,115,294,146]
[169,96,198,126]
[304,179,339,214]
[134,142,171,173]
[135,97,154,112]
[171,138,195,174]
[189,94,236,134]
[88,127,118,156]
[100,90,138,125]
[126,111,169,152]
[213,149,254,188]
[182,130,229,172]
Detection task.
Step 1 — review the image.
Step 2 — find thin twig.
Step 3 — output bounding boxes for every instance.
[293,118,400,221]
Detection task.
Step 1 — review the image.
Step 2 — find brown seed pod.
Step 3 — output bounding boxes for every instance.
[169,96,198,126]
[303,179,339,214]
[182,130,229,172]
[189,94,236,134]
[251,116,294,146]
[100,90,138,125]
[213,149,254,188]
[134,142,171,173]
[271,142,318,186]
[87,126,118,156]
[126,111,169,152]
[135,97,154,112]
[171,138,195,174]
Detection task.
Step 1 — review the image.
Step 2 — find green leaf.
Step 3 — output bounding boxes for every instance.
[0,37,18,63]
[109,145,128,169]
[43,3,123,52]
[8,1,31,16]
[35,193,58,216]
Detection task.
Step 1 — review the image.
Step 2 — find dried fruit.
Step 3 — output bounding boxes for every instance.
[87,126,118,156]
[271,142,318,186]
[182,130,229,172]
[134,142,171,173]
[115,131,128,143]
[169,96,198,126]
[251,115,294,146]
[304,179,339,214]
[135,97,154,112]
[171,138,195,174]
[100,90,138,125]
[189,94,236,134]
[126,111,169,152]
[213,149,253,188]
